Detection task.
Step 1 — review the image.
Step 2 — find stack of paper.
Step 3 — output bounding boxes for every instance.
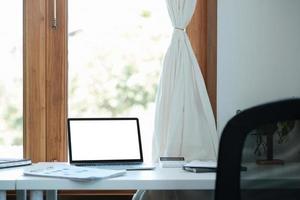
[24,163,126,181]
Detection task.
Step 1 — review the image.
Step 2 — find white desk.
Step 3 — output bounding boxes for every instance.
[1,163,300,200]
[15,166,215,200]
[0,167,26,200]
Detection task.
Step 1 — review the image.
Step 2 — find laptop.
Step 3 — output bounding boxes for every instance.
[67,118,155,170]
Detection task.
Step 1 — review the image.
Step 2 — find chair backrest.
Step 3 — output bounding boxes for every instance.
[215,99,300,200]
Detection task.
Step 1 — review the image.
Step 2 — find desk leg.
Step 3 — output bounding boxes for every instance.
[0,191,6,200]
[17,190,27,200]
[46,190,57,200]
[30,191,43,200]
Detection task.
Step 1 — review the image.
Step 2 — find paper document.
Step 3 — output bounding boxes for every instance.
[24,163,126,181]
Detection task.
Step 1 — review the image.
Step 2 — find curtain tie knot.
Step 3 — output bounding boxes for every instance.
[174,27,185,31]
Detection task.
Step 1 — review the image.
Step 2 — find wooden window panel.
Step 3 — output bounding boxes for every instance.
[207,0,217,116]
[188,0,207,77]
[24,0,67,162]
[24,0,47,162]
[45,0,68,162]
[188,0,217,116]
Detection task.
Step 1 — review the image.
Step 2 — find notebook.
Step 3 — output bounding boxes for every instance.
[67,118,155,170]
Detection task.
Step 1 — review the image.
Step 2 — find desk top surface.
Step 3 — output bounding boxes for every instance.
[1,162,300,190]
[14,166,216,190]
[0,167,23,190]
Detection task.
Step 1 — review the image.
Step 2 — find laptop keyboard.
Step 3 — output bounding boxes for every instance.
[75,163,155,170]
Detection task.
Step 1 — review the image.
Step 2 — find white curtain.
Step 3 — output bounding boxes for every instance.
[152,0,219,163]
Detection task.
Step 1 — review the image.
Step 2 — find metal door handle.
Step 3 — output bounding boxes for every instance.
[52,0,57,30]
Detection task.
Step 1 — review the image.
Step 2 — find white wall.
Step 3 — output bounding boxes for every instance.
[217,0,300,133]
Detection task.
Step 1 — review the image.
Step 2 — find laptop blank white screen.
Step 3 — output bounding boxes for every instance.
[69,119,142,161]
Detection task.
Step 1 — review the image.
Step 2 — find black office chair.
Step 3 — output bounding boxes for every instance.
[215,99,300,200]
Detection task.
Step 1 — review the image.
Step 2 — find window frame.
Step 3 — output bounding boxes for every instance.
[24,0,216,163]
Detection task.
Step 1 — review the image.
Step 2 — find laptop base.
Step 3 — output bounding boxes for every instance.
[74,163,155,171]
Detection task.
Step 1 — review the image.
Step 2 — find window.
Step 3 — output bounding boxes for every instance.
[0,0,23,158]
[24,0,216,163]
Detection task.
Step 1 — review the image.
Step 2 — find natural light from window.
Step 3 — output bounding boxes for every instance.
[68,0,171,162]
[0,0,23,158]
